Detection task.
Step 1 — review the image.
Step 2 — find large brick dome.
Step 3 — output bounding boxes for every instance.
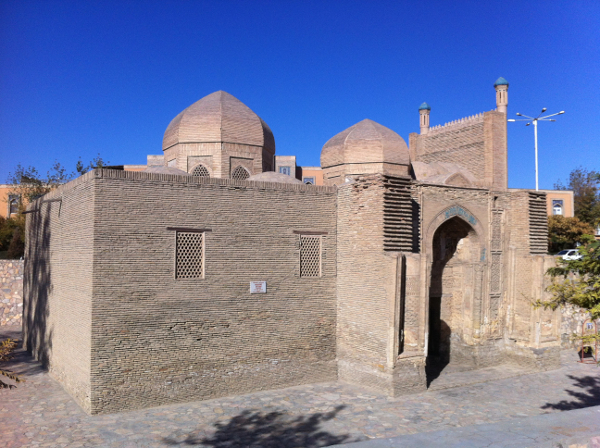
[162,91,275,153]
[320,119,410,169]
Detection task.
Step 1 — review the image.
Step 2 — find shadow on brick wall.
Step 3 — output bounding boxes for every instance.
[542,375,600,411]
[23,204,53,368]
[162,405,362,448]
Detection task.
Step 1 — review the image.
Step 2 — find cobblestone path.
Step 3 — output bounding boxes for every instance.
[1,326,599,448]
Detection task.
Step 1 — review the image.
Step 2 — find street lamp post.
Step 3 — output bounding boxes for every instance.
[508,108,564,191]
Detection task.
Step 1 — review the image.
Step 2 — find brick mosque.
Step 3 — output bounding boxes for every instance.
[23,77,561,415]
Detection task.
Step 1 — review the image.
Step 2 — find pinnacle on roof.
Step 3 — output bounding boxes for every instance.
[419,102,431,111]
[494,77,509,87]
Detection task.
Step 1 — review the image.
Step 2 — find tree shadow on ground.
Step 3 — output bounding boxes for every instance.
[542,375,600,411]
[162,405,362,448]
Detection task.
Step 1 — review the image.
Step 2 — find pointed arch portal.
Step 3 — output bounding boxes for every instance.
[425,206,486,384]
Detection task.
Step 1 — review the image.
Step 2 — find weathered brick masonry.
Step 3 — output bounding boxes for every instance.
[22,81,564,415]
[0,260,23,326]
[26,169,338,414]
[24,173,94,412]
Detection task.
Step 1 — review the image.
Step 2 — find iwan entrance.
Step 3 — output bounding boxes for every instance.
[427,216,482,384]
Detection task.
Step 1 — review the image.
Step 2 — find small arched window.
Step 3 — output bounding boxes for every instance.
[191,164,210,178]
[552,199,564,216]
[231,166,250,180]
[8,195,19,215]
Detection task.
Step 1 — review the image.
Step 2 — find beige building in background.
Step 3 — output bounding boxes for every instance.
[24,78,566,415]
[541,189,574,217]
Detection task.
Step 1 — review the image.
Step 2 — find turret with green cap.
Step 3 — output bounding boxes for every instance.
[494,77,509,87]
[419,102,431,134]
[494,77,509,113]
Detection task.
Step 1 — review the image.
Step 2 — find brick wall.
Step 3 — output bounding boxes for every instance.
[23,172,95,413]
[410,116,485,183]
[89,169,337,414]
[409,111,507,190]
[336,174,422,394]
[0,260,23,326]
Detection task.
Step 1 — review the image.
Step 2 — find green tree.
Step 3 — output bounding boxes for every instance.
[536,237,600,325]
[555,167,600,226]
[548,215,595,253]
[75,153,109,175]
[1,155,109,259]
[0,214,25,258]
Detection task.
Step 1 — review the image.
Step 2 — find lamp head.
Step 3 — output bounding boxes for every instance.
[559,111,565,114]
[542,107,547,113]
[507,119,516,122]
[526,123,531,126]
[516,113,522,116]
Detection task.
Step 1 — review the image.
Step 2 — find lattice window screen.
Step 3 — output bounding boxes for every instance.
[176,232,204,279]
[191,165,210,177]
[300,235,321,277]
[231,166,250,180]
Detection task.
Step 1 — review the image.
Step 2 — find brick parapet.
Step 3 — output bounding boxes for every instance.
[0,260,23,327]
[409,110,507,191]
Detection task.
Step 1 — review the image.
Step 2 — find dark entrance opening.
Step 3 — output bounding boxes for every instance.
[426,216,475,386]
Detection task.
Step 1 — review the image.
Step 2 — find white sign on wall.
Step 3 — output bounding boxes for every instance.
[250,281,267,294]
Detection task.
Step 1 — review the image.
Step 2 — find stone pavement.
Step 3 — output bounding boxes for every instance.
[1,325,599,448]
[330,406,600,448]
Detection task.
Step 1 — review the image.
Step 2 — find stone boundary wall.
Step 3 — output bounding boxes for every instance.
[1,260,23,327]
[560,305,600,349]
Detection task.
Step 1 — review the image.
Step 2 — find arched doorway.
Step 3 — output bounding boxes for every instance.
[427,216,480,383]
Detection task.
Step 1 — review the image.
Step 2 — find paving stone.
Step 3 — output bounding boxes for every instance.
[1,326,599,447]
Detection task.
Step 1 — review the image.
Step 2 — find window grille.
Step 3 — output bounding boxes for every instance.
[279,166,291,176]
[191,164,210,177]
[176,232,204,279]
[300,235,321,277]
[231,166,250,180]
[303,177,315,185]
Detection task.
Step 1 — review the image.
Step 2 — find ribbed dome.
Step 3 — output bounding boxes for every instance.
[162,91,275,153]
[320,119,410,168]
[248,171,303,184]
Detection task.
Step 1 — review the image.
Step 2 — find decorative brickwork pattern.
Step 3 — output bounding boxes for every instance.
[529,192,548,255]
[490,253,502,293]
[191,165,210,177]
[231,165,250,180]
[176,232,204,279]
[490,211,503,304]
[300,236,321,277]
[0,260,23,326]
[383,176,414,252]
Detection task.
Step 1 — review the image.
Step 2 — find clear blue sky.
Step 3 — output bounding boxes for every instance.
[1,0,598,189]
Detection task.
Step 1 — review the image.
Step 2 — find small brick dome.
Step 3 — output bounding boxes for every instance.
[248,171,303,184]
[162,91,275,153]
[320,119,410,169]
